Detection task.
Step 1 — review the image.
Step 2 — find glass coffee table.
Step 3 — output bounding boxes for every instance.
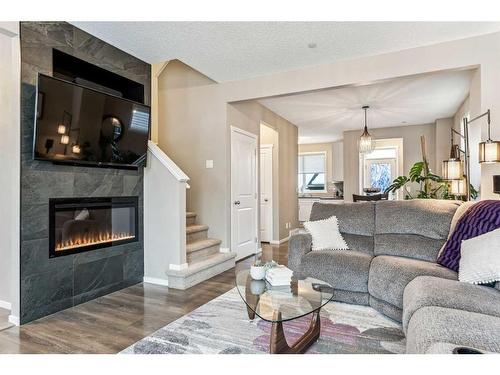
[235,269,334,354]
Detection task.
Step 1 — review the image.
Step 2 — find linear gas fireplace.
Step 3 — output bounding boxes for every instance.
[49,196,139,258]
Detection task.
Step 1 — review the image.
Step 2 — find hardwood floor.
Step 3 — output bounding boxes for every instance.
[0,243,288,354]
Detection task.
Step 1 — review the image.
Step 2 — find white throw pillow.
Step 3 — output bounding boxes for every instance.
[303,215,349,251]
[459,228,500,284]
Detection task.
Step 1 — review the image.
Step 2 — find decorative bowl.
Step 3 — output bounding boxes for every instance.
[250,265,266,280]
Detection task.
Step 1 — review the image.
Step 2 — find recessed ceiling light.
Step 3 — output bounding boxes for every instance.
[308,43,317,49]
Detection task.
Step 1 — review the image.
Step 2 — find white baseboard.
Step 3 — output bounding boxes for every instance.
[8,315,19,326]
[143,276,169,287]
[269,236,289,245]
[256,247,262,254]
[0,300,11,310]
[219,247,231,253]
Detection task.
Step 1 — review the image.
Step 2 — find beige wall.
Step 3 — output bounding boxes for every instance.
[343,123,437,201]
[0,22,20,317]
[155,32,500,249]
[435,117,454,176]
[227,101,298,241]
[332,141,344,182]
[298,143,333,196]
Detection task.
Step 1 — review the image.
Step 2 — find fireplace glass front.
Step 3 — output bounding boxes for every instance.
[49,197,138,258]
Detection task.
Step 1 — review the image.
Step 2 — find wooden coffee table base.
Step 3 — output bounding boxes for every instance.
[269,309,321,354]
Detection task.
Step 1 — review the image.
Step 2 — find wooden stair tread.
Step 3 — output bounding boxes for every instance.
[186,238,221,253]
[186,212,196,218]
[186,224,209,234]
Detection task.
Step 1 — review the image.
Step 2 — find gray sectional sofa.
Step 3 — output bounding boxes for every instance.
[288,199,500,354]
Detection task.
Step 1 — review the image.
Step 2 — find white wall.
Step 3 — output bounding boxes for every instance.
[0,22,20,320]
[144,143,189,284]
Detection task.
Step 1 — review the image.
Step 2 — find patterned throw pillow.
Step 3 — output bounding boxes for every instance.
[459,228,500,284]
[438,200,500,272]
[303,215,349,251]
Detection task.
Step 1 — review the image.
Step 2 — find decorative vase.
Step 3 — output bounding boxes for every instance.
[250,280,266,295]
[250,265,266,280]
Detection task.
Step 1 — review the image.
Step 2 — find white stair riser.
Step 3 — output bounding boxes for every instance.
[167,257,235,290]
[187,243,220,263]
[187,229,208,243]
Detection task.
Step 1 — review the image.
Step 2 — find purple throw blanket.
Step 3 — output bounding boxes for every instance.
[438,200,500,272]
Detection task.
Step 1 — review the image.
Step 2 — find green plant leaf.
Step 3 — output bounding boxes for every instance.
[409,162,424,182]
[384,175,409,193]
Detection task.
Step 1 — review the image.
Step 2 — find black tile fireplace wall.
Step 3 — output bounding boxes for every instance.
[20,22,151,324]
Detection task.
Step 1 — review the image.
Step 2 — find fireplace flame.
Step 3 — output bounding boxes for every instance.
[55,231,135,251]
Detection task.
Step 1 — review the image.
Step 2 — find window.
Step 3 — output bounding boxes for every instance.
[360,139,403,200]
[298,152,326,192]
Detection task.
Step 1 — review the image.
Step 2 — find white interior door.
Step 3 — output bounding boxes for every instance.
[260,145,273,242]
[231,127,258,260]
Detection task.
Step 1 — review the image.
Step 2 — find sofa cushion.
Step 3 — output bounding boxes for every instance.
[369,295,403,322]
[402,276,500,334]
[300,249,372,293]
[374,200,459,260]
[374,234,445,262]
[310,202,375,237]
[368,255,457,308]
[406,306,500,353]
[287,232,312,273]
[343,233,373,255]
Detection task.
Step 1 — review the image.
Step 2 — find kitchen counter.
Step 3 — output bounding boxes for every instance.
[298,196,344,221]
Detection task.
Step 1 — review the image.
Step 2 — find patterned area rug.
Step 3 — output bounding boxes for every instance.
[121,288,406,354]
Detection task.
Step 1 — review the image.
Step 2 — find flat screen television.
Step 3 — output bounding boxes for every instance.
[34,74,150,169]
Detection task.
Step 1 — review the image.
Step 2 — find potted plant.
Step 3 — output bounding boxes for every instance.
[250,261,267,280]
[384,136,477,201]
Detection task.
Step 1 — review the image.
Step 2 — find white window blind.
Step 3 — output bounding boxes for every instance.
[299,153,325,173]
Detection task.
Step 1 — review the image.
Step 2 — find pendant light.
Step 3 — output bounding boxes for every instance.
[478,110,500,163]
[359,105,375,153]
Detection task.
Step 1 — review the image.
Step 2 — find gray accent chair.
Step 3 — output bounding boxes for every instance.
[288,199,500,353]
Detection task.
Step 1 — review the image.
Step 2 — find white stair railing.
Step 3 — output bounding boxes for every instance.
[144,141,189,286]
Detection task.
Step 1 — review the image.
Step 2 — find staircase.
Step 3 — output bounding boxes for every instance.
[165,211,236,289]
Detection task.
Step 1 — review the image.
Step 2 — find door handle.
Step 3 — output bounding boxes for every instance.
[234,200,241,206]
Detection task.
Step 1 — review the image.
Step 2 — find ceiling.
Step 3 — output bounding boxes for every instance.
[71,22,500,82]
[259,69,474,144]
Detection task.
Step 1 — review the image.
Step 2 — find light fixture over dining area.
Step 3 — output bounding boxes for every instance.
[359,105,375,154]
